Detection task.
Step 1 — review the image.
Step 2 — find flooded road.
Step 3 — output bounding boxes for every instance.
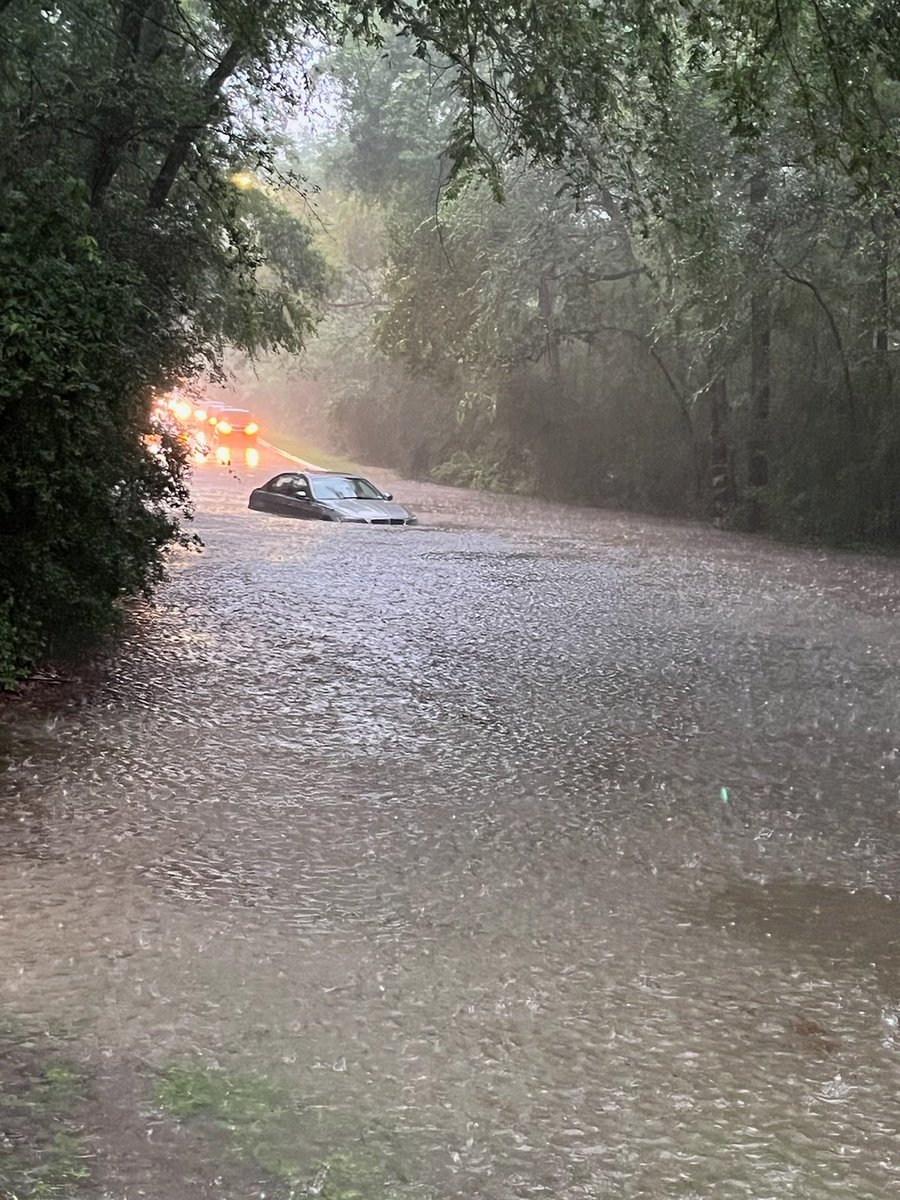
[2,454,900,1199]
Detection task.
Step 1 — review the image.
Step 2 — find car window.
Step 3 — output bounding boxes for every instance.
[268,474,309,495]
[268,475,298,492]
[309,475,384,501]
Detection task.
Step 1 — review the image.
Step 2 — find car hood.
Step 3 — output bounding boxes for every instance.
[323,497,414,522]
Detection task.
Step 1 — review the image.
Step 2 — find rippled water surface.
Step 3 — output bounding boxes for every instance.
[2,461,900,1198]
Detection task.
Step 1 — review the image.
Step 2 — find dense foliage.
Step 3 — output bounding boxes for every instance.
[0,1,337,681]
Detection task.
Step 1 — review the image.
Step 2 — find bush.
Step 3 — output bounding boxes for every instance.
[0,179,193,682]
[430,449,524,492]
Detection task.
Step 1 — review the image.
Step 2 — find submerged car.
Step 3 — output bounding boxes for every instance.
[248,472,416,525]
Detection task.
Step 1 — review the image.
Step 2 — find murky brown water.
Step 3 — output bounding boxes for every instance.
[2,458,900,1198]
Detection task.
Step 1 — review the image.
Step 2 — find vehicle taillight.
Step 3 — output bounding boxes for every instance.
[194,408,207,422]
[244,422,259,435]
[217,421,232,434]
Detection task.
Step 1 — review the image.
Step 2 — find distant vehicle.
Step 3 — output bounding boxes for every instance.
[208,406,260,467]
[248,472,417,525]
[201,401,230,425]
[144,406,209,465]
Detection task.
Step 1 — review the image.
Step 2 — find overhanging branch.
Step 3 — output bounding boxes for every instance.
[148,37,243,209]
[774,256,855,412]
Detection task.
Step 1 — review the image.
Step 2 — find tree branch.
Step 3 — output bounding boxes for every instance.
[569,321,695,445]
[326,298,390,310]
[774,256,855,411]
[148,38,243,209]
[578,266,645,283]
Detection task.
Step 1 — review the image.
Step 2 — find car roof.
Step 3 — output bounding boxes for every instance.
[267,471,367,482]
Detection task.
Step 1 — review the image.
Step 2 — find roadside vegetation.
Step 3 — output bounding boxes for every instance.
[155,1062,402,1198]
[3,1,900,682]
[259,432,360,475]
[0,1018,399,1199]
[0,1023,95,1199]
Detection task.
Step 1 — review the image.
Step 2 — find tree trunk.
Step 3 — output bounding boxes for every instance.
[747,169,771,527]
[87,0,167,209]
[708,373,733,522]
[148,39,244,209]
[538,270,561,381]
[870,212,895,539]
[872,212,892,360]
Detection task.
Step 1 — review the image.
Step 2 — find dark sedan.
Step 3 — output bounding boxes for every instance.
[248,471,417,525]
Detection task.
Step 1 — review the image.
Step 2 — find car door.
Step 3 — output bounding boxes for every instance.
[279,475,317,519]
[261,474,302,515]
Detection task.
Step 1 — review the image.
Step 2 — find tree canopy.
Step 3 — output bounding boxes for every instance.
[293,10,900,534]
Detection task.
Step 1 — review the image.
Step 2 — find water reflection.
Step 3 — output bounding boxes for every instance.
[698,880,900,996]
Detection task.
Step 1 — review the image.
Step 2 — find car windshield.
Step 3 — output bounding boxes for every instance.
[309,475,385,501]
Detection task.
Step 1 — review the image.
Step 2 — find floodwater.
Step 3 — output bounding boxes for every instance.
[2,456,899,1199]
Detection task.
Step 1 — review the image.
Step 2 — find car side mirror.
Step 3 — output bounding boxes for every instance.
[384,492,393,501]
